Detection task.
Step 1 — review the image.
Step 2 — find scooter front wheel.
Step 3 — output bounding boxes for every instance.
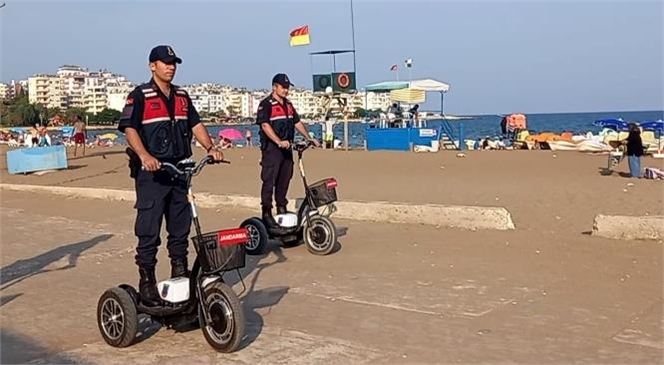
[199,282,245,353]
[97,287,139,348]
[241,217,268,255]
[303,215,337,255]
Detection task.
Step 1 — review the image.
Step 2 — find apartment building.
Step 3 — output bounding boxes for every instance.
[0,83,8,100]
[363,92,392,111]
[27,74,66,109]
[106,83,134,111]
[83,76,108,115]
[21,64,392,120]
[26,65,134,115]
[182,83,227,114]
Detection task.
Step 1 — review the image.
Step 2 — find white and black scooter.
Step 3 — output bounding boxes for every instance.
[240,140,338,256]
[96,153,247,353]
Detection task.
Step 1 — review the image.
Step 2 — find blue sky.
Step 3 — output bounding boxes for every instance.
[1,0,662,115]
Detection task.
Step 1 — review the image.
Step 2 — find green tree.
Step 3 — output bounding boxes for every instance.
[91,108,121,124]
[4,94,39,126]
[64,107,89,123]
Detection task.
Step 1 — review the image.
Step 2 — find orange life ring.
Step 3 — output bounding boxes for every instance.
[337,73,350,88]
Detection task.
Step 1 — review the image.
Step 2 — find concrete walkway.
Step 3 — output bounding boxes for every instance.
[1,191,661,364]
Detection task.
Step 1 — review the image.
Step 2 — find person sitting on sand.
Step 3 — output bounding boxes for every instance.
[220,137,233,149]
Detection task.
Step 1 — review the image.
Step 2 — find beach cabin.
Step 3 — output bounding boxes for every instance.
[364,78,458,151]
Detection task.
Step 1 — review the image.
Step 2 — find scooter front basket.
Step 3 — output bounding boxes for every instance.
[308,178,338,207]
[192,228,248,274]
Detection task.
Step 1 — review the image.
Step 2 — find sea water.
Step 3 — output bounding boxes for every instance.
[71,110,664,148]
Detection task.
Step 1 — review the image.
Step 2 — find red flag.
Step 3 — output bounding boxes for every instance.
[290,25,311,46]
[390,64,398,71]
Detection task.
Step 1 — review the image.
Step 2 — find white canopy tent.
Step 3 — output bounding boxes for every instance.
[364,77,451,127]
[408,78,451,93]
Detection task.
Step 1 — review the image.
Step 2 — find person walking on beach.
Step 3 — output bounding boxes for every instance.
[72,115,86,156]
[245,129,253,147]
[117,45,223,306]
[256,73,319,231]
[624,123,644,178]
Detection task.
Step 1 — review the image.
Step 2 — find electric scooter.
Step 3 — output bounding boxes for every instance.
[96,154,247,353]
[240,140,338,256]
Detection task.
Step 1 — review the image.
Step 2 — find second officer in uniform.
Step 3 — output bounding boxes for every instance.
[118,45,223,306]
[256,73,319,230]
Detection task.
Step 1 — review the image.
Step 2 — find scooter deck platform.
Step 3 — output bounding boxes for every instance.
[267,224,298,237]
[137,301,191,317]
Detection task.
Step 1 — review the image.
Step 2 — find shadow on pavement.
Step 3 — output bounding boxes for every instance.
[0,234,113,291]
[0,235,113,363]
[232,242,290,351]
[0,328,91,364]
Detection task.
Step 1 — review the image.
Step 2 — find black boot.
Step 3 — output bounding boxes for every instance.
[138,266,161,307]
[171,257,190,278]
[276,205,288,215]
[262,205,278,228]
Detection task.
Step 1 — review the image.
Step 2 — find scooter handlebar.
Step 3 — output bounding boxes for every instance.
[142,155,230,175]
[292,140,314,152]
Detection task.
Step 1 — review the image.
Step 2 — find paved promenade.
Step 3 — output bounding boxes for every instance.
[1,190,661,364]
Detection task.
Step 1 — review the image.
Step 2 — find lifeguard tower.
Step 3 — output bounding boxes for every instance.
[309,49,359,150]
[363,78,457,151]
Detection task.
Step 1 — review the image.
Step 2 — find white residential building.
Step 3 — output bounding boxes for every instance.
[27,74,65,109]
[288,89,317,116]
[189,93,226,114]
[106,83,135,112]
[21,64,393,120]
[83,76,107,114]
[363,91,392,111]
[0,83,8,100]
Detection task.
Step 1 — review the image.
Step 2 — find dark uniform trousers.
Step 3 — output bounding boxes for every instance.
[134,168,190,268]
[260,143,294,208]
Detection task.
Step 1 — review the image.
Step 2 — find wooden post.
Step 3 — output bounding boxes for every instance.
[344,113,349,151]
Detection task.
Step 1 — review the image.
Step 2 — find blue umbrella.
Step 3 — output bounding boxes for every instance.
[639,120,664,133]
[593,118,629,131]
[639,120,664,153]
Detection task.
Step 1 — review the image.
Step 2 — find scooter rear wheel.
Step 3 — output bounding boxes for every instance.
[199,282,245,353]
[303,215,337,255]
[97,287,139,348]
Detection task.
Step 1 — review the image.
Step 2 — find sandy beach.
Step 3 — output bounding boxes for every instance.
[1,145,662,233]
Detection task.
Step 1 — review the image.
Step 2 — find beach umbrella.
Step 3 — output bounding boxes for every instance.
[98,133,118,140]
[639,120,664,133]
[593,118,629,131]
[219,128,243,141]
[640,120,664,152]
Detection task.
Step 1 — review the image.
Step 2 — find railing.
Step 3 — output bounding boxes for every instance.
[439,117,459,150]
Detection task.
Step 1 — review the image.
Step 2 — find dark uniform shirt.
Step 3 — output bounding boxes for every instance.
[256,95,300,148]
[118,79,200,161]
[626,130,644,157]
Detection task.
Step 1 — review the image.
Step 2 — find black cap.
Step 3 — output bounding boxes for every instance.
[272,73,294,88]
[149,45,182,64]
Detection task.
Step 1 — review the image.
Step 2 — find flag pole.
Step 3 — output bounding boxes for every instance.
[344,0,357,152]
[350,0,357,73]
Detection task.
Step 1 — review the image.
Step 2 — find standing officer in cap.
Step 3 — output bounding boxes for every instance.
[118,45,224,306]
[256,73,319,230]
